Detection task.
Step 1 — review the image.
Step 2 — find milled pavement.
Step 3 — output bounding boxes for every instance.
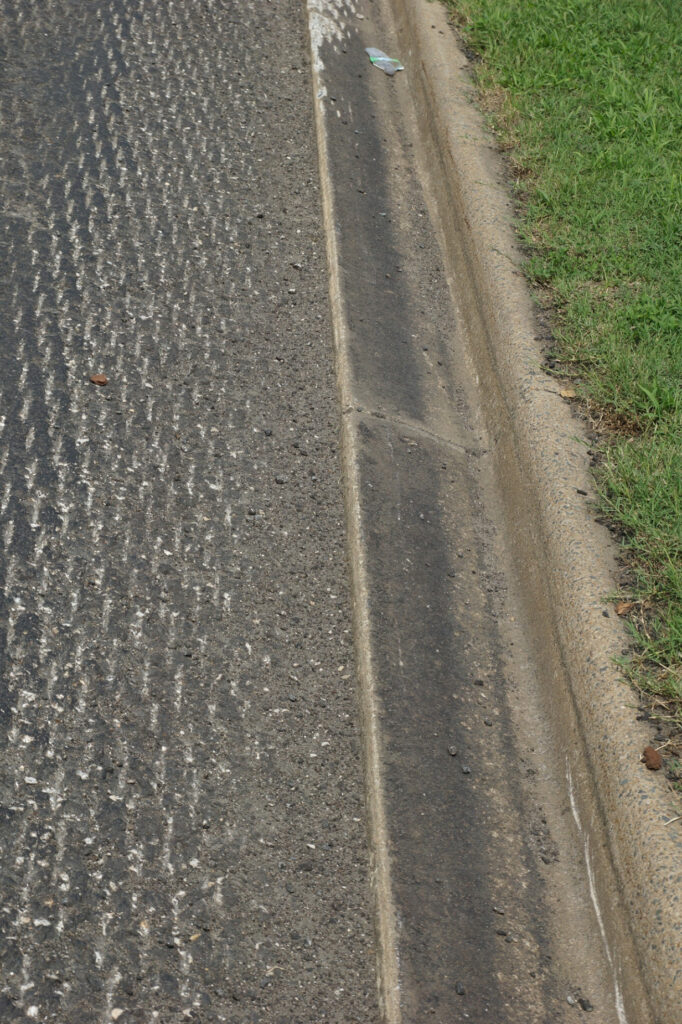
[0,1,379,1021]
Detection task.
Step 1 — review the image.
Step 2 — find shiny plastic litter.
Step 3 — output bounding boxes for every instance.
[365,47,404,76]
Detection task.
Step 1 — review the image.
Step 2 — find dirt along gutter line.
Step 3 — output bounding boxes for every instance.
[387,0,682,1020]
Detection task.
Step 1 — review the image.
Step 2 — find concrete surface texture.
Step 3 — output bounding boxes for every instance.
[0,1,379,1021]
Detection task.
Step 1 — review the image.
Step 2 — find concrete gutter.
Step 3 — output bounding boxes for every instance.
[387,1,681,1020]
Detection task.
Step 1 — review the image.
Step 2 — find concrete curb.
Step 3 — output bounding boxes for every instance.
[388,1,682,1020]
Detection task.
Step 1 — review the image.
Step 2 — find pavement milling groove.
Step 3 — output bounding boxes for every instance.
[0,1,380,1021]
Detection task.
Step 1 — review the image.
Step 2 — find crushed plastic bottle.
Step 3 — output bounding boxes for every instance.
[365,47,404,76]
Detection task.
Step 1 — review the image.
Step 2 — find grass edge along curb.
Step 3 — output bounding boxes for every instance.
[443,0,682,744]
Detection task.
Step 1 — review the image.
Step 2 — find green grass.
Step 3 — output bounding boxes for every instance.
[445,0,682,720]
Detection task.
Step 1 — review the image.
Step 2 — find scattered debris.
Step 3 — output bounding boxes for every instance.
[90,373,108,386]
[567,991,594,1011]
[455,982,466,996]
[447,745,458,757]
[641,746,663,771]
[365,47,404,76]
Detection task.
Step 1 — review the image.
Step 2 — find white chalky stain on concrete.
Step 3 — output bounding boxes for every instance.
[307,0,357,73]
[566,763,628,1024]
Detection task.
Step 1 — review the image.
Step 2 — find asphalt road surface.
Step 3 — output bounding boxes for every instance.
[0,1,379,1021]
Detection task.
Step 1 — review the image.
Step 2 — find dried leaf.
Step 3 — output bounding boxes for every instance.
[90,373,108,386]
[559,388,576,399]
[615,601,635,616]
[641,746,663,771]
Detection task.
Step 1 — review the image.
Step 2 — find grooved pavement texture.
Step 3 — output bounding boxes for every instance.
[0,1,380,1021]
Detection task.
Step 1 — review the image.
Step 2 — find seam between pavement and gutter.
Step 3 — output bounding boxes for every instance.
[386,1,682,1022]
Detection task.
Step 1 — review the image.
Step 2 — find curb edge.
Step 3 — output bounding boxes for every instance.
[389,1,682,1020]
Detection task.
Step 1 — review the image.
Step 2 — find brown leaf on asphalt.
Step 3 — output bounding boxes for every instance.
[641,746,663,771]
[559,388,576,399]
[615,600,635,616]
[90,373,108,386]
